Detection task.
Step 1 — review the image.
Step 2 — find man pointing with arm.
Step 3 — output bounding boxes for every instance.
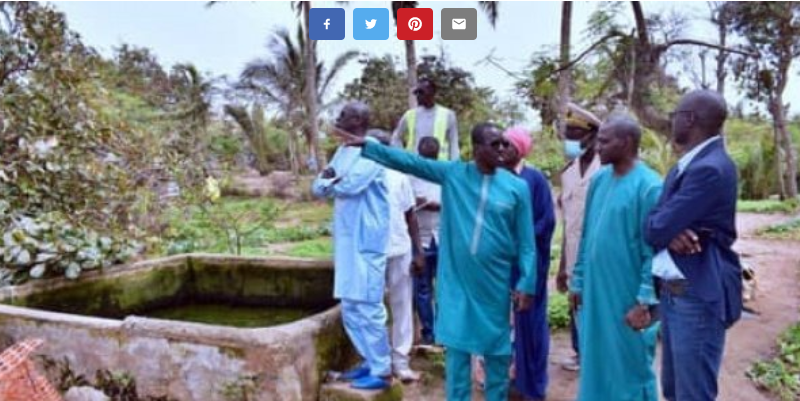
[335,119,537,401]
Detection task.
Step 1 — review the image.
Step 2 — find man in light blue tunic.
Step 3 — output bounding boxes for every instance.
[569,116,663,401]
[311,102,392,390]
[334,122,537,401]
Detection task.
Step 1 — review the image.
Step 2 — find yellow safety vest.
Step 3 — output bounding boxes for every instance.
[405,106,450,160]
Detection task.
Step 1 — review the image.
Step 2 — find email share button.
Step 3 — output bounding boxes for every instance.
[441,8,476,40]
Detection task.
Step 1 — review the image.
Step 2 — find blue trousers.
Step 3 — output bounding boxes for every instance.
[660,290,726,401]
[513,286,549,399]
[413,238,438,342]
[446,347,510,401]
[341,299,392,377]
[570,305,580,355]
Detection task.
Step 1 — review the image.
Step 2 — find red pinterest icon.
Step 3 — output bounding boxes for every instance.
[396,8,433,40]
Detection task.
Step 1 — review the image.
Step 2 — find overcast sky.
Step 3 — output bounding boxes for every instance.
[53,1,800,126]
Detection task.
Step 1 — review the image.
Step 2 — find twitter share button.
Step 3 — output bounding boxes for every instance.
[353,8,390,40]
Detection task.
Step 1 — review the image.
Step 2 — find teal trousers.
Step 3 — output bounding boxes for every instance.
[446,347,511,401]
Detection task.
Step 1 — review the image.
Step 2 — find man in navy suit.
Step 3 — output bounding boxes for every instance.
[645,90,743,401]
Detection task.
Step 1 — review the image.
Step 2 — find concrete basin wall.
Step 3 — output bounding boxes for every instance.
[0,254,352,401]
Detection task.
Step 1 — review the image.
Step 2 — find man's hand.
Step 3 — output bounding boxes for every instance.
[556,268,569,294]
[411,253,426,276]
[624,304,652,331]
[332,126,367,147]
[569,292,582,312]
[423,201,441,212]
[321,167,336,179]
[513,292,532,312]
[668,229,702,255]
[415,197,428,207]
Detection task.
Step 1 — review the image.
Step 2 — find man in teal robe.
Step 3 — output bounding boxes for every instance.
[334,122,537,401]
[569,116,663,401]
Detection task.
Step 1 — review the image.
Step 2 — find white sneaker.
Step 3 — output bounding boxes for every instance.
[560,355,580,372]
[394,367,420,383]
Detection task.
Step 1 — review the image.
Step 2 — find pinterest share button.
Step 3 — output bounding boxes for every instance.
[397,8,433,40]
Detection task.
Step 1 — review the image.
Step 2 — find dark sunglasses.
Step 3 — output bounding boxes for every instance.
[668,110,695,121]
[489,138,510,149]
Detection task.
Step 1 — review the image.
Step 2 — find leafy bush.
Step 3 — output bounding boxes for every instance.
[738,199,800,214]
[548,292,571,330]
[287,238,333,259]
[0,204,140,284]
[748,323,800,401]
[759,218,800,241]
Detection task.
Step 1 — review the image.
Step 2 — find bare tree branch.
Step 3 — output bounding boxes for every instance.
[475,49,525,79]
[659,39,757,57]
[551,31,626,75]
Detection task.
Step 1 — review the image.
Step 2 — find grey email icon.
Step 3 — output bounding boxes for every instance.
[452,18,466,30]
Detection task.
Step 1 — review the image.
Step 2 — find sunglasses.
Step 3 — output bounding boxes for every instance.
[669,110,695,121]
[489,139,510,149]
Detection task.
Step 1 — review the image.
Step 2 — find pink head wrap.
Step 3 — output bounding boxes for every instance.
[504,126,533,157]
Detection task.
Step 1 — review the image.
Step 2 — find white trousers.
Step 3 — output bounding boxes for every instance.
[386,252,414,371]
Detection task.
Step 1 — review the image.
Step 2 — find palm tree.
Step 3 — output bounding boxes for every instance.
[297,1,324,171]
[392,1,499,109]
[236,26,357,172]
[556,1,572,138]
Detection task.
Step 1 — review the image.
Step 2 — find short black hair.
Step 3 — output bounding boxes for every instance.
[471,122,501,146]
[418,77,437,93]
[603,114,642,151]
[418,136,440,150]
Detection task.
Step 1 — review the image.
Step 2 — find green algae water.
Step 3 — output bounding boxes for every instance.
[145,302,318,328]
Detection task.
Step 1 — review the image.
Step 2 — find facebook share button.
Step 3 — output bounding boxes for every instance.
[309,8,345,40]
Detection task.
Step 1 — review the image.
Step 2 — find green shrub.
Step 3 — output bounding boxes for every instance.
[286,238,333,259]
[748,323,800,401]
[548,292,571,330]
[0,206,141,284]
[759,218,800,241]
[738,199,800,214]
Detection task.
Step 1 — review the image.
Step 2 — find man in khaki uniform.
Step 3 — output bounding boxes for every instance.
[556,102,602,372]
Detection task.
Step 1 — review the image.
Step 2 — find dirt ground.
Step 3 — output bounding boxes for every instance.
[402,212,800,400]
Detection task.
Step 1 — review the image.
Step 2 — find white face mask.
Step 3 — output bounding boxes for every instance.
[564,140,584,160]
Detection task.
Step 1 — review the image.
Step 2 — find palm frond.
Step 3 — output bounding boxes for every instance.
[391,1,418,22]
[478,1,499,28]
[319,50,359,99]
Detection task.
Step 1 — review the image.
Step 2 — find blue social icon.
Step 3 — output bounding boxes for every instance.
[309,8,345,40]
[353,8,390,40]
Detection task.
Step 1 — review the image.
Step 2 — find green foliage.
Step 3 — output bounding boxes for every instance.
[0,208,141,284]
[548,292,570,330]
[640,128,676,176]
[342,55,408,131]
[342,53,524,160]
[727,118,780,199]
[164,198,280,255]
[527,128,566,180]
[162,198,330,256]
[224,104,291,174]
[0,3,216,282]
[748,323,800,401]
[219,374,262,401]
[287,237,333,259]
[758,217,800,241]
[738,199,800,214]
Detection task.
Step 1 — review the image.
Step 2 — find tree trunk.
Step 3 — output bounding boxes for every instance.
[773,98,798,198]
[302,1,326,171]
[715,18,728,95]
[405,39,418,109]
[556,1,573,139]
[629,1,671,135]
